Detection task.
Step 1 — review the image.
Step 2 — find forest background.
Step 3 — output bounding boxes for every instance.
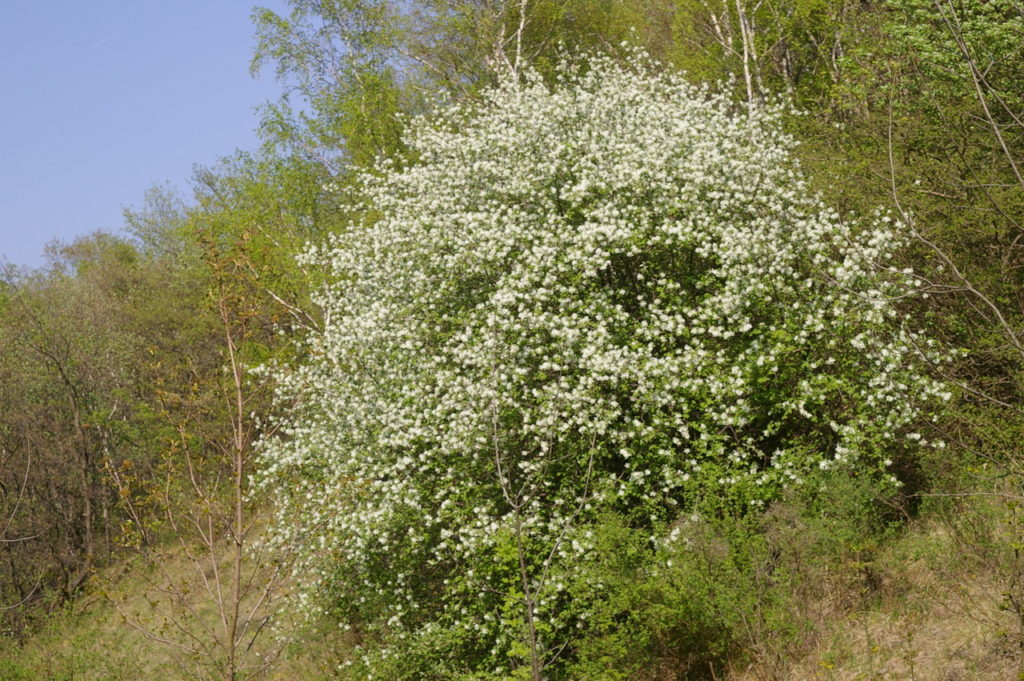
[1,1,1023,680]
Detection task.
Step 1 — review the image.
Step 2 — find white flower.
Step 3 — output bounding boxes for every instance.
[256,51,945,673]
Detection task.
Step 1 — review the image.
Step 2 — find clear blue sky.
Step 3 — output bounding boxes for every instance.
[0,1,292,267]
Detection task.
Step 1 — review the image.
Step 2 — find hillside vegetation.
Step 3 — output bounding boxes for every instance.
[2,1,1023,680]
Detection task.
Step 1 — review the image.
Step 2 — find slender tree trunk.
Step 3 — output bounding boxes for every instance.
[514,508,543,681]
[71,402,94,572]
[225,308,246,681]
[735,0,756,102]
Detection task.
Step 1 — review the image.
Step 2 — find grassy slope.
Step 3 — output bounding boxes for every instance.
[1,498,1020,681]
[0,546,347,681]
[732,515,1019,681]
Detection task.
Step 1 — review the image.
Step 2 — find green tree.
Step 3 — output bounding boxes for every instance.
[107,156,328,680]
[667,0,869,104]
[0,231,198,622]
[250,0,679,168]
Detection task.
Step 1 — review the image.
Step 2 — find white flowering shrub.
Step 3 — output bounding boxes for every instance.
[258,54,945,678]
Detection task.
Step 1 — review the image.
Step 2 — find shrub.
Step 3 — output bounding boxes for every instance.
[258,52,945,679]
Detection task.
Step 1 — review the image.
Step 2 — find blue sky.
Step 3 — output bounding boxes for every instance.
[0,1,292,267]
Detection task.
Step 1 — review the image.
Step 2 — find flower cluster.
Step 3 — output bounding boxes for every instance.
[257,53,945,677]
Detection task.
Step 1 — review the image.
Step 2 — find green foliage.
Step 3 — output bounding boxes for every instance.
[250,0,680,167]
[566,465,907,681]
[251,0,410,165]
[667,0,867,104]
[189,150,330,326]
[564,515,735,680]
[0,231,207,612]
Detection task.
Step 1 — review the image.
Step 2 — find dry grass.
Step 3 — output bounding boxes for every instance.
[729,516,1022,681]
[0,538,349,681]
[4,498,1022,681]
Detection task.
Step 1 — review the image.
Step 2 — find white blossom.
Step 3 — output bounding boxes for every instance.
[256,53,943,675]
